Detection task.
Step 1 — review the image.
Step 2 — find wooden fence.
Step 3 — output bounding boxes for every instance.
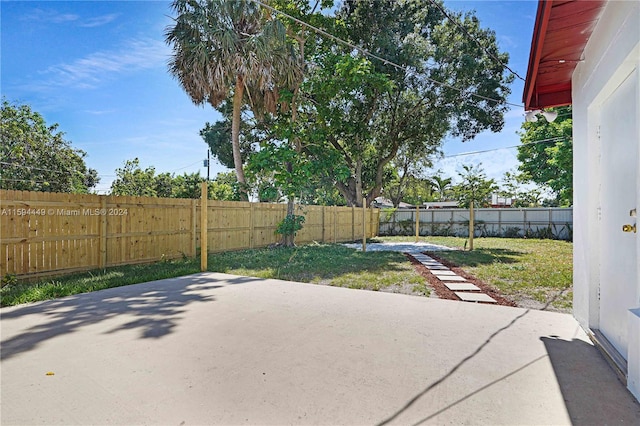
[0,190,379,279]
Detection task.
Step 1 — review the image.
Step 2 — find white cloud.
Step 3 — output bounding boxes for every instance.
[431,149,520,184]
[79,14,120,28]
[84,109,117,116]
[39,38,168,89]
[23,8,118,28]
[498,35,517,49]
[23,8,79,24]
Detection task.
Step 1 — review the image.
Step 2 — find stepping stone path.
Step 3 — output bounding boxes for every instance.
[410,254,497,304]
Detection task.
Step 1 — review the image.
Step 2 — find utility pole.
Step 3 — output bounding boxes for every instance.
[203,150,210,181]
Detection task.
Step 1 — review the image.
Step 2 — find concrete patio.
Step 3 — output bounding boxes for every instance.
[1,273,639,425]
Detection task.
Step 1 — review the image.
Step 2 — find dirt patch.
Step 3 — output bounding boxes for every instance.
[407,253,518,308]
[378,282,429,297]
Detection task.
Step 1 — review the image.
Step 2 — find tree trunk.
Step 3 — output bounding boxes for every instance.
[232,76,248,201]
[355,159,363,207]
[336,178,358,207]
[283,162,295,247]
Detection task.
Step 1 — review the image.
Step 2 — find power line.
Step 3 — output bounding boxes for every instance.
[442,137,569,159]
[169,160,202,172]
[250,0,523,109]
[426,0,526,81]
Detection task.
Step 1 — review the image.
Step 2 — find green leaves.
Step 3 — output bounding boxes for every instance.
[517,106,573,206]
[109,159,239,201]
[275,214,305,237]
[453,164,498,208]
[1,99,99,193]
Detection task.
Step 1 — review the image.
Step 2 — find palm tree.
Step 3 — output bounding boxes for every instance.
[429,175,453,201]
[165,0,302,200]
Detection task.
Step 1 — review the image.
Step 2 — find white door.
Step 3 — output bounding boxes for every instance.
[599,68,639,359]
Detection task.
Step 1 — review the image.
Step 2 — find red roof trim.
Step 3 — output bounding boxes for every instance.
[523,0,606,111]
[523,0,553,110]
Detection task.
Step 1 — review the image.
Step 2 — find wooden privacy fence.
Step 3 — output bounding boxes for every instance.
[379,207,573,240]
[0,190,379,279]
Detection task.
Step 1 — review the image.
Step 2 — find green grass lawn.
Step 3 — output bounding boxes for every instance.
[377,236,573,311]
[1,237,572,310]
[1,244,427,307]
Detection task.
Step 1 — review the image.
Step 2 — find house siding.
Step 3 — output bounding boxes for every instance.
[572,0,640,400]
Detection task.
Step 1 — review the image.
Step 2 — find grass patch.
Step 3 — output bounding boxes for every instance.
[379,236,573,311]
[208,243,427,294]
[1,243,427,307]
[0,258,201,307]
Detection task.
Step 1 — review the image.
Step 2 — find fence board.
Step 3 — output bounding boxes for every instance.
[1,190,378,278]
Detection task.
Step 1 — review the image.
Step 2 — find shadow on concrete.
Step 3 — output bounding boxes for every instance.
[0,273,256,361]
[376,309,531,426]
[541,336,640,424]
[410,354,549,425]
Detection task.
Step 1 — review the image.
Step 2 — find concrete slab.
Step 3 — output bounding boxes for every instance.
[455,292,498,303]
[412,257,436,262]
[437,275,468,281]
[425,265,449,270]
[444,282,481,291]
[2,273,639,425]
[430,270,457,276]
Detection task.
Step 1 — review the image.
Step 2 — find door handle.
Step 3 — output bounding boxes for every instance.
[622,224,637,233]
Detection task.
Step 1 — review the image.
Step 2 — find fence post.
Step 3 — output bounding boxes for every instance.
[415,205,420,242]
[191,199,197,257]
[352,206,355,241]
[469,201,475,251]
[200,181,207,272]
[322,206,326,243]
[334,206,337,243]
[362,199,367,251]
[99,196,107,269]
[498,209,502,237]
[249,202,254,249]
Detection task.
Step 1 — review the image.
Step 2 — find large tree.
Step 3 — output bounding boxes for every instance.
[301,1,513,206]
[199,101,256,170]
[517,106,572,206]
[0,99,98,193]
[165,0,303,200]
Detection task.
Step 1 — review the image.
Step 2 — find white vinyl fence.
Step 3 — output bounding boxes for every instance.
[379,208,573,240]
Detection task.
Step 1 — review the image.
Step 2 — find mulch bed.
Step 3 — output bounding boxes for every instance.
[406,252,517,307]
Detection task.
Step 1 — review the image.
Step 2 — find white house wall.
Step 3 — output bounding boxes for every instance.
[572,0,640,400]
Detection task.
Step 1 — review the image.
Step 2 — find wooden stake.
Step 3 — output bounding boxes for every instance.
[415,205,420,243]
[362,198,367,252]
[469,200,474,251]
[200,181,208,271]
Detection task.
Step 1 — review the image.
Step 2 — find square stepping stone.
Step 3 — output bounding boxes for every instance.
[454,292,497,303]
[437,275,467,281]
[444,282,481,291]
[430,270,456,276]
[412,256,433,261]
[426,265,449,270]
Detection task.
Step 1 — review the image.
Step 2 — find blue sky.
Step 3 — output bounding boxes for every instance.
[1,0,538,194]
